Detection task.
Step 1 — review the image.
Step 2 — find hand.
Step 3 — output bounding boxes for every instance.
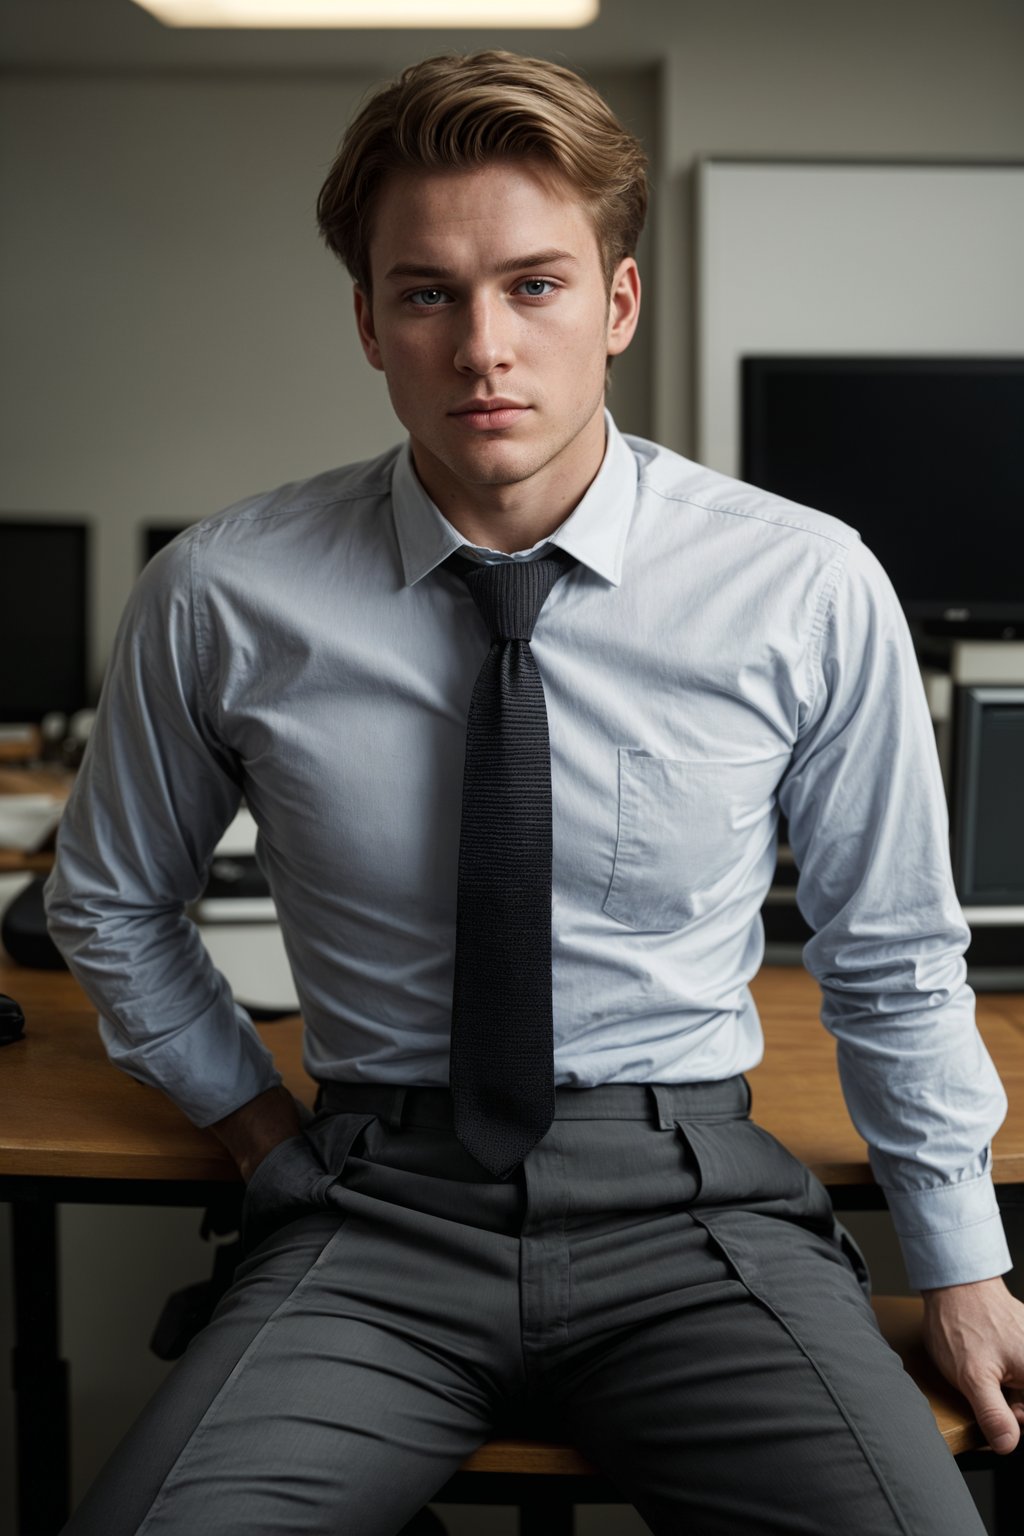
[921,1275,1024,1453]
[209,1084,305,1183]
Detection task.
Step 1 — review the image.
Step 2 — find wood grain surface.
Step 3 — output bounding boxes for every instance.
[0,955,1022,1187]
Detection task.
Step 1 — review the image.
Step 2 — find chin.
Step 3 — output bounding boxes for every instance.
[439,438,546,484]
[454,452,551,490]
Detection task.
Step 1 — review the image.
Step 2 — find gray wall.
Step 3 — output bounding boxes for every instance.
[2,2,1023,1530]
[650,0,1024,456]
[0,68,654,689]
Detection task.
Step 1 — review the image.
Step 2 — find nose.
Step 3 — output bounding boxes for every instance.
[453,295,513,376]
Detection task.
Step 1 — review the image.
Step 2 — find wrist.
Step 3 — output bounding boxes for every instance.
[921,1274,1008,1304]
[210,1084,303,1181]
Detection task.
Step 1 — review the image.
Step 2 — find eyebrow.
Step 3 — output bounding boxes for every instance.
[383,249,579,282]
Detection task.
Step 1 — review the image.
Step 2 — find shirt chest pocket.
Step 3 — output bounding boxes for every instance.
[602,748,782,933]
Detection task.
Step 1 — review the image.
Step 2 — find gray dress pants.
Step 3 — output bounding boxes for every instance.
[62,1079,985,1535]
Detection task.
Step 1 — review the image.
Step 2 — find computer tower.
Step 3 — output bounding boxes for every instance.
[951,685,1024,907]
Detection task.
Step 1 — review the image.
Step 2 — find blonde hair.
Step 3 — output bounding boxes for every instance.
[316,50,648,294]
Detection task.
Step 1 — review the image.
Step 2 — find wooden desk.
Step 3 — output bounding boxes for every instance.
[3,956,1023,1534]
[3,958,1023,1189]
[0,765,70,874]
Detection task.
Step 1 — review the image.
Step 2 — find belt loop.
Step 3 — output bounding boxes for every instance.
[648,1085,676,1131]
[386,1087,408,1130]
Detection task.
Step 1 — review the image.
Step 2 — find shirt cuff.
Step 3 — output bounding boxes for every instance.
[97,998,282,1128]
[881,1172,1012,1290]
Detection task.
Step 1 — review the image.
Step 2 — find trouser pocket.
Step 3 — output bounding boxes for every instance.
[678,1115,834,1226]
[674,1113,873,1304]
[242,1113,375,1251]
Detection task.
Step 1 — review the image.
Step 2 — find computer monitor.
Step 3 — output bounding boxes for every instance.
[0,519,90,724]
[952,685,1024,904]
[741,357,1024,635]
[141,524,187,567]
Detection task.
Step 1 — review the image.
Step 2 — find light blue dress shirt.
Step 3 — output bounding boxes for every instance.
[45,413,1010,1289]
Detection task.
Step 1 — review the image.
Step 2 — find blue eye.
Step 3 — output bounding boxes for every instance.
[409,288,449,307]
[518,279,555,297]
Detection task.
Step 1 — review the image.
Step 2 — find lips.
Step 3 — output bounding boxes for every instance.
[450,400,530,431]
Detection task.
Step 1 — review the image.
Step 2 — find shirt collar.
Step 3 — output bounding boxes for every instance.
[392,409,638,589]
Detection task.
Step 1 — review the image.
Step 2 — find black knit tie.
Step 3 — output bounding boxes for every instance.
[444,547,577,1178]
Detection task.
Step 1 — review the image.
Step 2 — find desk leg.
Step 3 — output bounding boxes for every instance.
[992,1443,1023,1536]
[518,1501,574,1535]
[10,1198,70,1534]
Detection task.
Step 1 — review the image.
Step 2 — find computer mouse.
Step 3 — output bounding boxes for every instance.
[0,993,25,1045]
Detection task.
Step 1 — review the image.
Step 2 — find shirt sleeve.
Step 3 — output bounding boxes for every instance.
[777,537,1010,1290]
[43,534,282,1127]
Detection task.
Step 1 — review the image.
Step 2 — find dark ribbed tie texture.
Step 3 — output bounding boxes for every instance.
[444,547,577,1179]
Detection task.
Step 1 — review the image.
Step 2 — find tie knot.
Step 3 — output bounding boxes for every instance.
[445,548,576,642]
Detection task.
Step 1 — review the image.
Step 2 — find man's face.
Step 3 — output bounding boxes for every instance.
[354,160,640,518]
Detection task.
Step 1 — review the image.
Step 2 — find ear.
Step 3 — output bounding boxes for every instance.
[353,285,384,372]
[606,257,641,358]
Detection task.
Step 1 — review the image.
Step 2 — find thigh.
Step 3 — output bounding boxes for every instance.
[548,1110,986,1536]
[554,1214,984,1536]
[63,1132,508,1536]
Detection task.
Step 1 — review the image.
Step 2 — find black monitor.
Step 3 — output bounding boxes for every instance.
[142,524,187,567]
[0,519,90,724]
[952,685,1024,904]
[741,357,1024,635]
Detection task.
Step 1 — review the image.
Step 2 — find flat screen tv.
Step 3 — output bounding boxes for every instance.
[0,519,90,723]
[741,357,1024,635]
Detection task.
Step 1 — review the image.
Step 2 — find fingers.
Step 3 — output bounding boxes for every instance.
[966,1378,1021,1454]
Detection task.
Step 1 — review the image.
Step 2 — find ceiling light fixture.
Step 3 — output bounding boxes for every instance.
[130,0,599,27]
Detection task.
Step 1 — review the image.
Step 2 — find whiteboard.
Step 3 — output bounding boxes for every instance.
[696,160,1024,476]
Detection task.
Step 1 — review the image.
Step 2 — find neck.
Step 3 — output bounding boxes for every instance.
[419,478,582,555]
[411,413,607,555]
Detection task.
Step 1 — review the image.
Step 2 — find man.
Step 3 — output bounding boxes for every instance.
[46,49,1023,1536]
